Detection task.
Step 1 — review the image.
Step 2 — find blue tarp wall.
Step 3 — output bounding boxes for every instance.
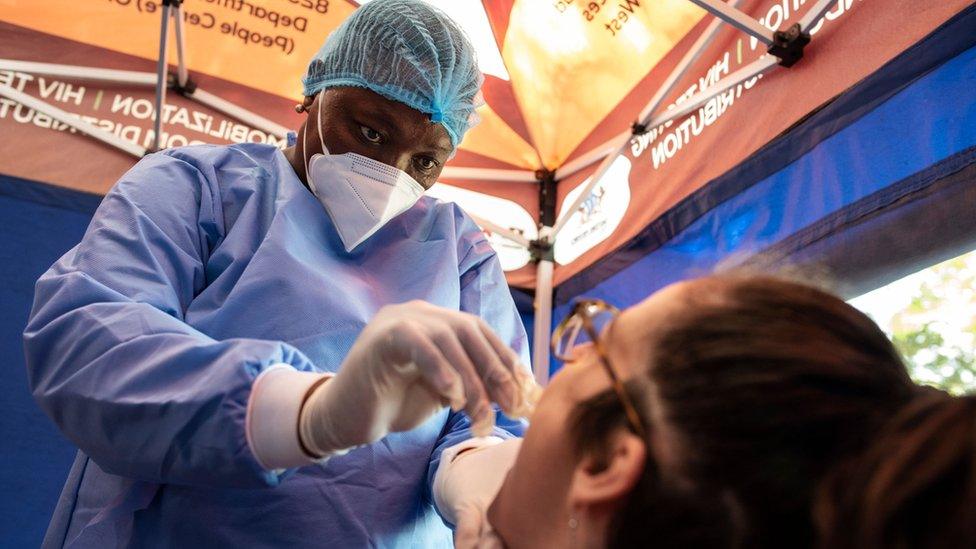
[0,180,99,547]
[1,4,974,547]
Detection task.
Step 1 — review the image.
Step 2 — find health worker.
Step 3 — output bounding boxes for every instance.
[24,1,531,547]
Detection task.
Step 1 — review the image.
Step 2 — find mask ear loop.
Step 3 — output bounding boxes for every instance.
[302,94,331,185]
[316,97,328,156]
[299,99,310,184]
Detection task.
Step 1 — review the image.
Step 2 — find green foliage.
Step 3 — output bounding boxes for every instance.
[892,323,976,395]
[887,254,976,395]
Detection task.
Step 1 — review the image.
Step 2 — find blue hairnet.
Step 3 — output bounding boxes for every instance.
[302,0,483,149]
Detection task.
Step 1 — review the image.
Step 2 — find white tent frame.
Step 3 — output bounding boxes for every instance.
[0,0,839,384]
[533,0,838,384]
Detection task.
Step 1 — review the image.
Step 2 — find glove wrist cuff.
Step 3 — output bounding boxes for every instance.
[297,375,333,458]
[246,365,331,470]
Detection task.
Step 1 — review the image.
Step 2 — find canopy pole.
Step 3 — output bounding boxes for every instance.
[636,11,732,122]
[165,0,290,140]
[151,1,174,152]
[686,0,775,45]
[468,214,532,249]
[531,230,555,386]
[172,0,189,88]
[0,84,146,157]
[645,55,779,129]
[800,0,839,32]
[0,59,292,151]
[440,166,538,183]
[530,166,558,384]
[188,88,290,137]
[0,60,156,86]
[558,131,629,181]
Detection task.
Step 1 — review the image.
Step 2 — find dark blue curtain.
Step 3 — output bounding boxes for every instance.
[0,178,97,547]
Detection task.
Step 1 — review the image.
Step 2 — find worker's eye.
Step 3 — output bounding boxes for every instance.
[415,156,439,172]
[359,125,383,144]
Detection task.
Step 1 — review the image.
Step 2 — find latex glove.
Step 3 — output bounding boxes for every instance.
[298,300,527,457]
[433,437,522,549]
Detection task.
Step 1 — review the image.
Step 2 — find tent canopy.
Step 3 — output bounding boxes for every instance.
[3,0,972,377]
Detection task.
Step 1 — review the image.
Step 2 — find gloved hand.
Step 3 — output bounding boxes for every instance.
[433,438,522,549]
[298,300,528,457]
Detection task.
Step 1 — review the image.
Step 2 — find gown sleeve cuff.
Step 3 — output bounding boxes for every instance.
[246,364,332,471]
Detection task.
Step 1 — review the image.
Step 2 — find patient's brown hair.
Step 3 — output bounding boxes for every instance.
[572,274,976,548]
[648,274,975,547]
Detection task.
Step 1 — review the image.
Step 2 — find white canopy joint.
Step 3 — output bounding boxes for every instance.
[2,0,294,156]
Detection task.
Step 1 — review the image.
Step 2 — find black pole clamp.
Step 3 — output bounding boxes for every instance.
[529,238,555,263]
[767,23,811,68]
[533,168,557,264]
[167,72,198,96]
[536,168,558,228]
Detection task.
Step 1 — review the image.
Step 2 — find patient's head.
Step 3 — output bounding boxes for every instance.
[490,274,976,548]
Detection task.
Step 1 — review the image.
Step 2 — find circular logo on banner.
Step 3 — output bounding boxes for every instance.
[554,155,632,265]
[426,184,537,271]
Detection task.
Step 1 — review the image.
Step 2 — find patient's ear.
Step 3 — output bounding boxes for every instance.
[568,428,646,508]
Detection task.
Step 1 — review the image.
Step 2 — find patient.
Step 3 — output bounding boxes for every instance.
[485,274,976,548]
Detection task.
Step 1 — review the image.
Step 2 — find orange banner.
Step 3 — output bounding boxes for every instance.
[0,0,357,101]
[501,0,704,168]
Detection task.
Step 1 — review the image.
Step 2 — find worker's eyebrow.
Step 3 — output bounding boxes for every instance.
[351,101,452,154]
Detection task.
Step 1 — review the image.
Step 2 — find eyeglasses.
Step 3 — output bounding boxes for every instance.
[551,299,647,439]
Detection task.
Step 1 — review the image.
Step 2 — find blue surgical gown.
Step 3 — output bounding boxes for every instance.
[23,143,529,548]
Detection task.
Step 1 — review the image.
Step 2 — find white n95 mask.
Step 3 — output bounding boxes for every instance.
[303,104,425,252]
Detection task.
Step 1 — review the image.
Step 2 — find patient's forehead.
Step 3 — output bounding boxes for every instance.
[608,278,724,365]
[615,280,692,333]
